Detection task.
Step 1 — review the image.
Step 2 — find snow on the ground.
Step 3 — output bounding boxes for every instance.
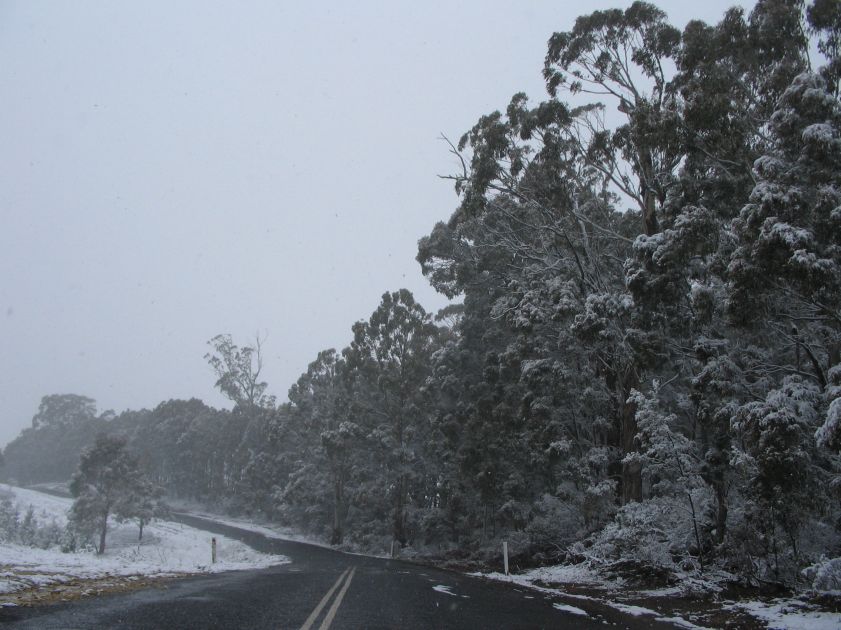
[3,486,73,524]
[432,584,456,597]
[724,598,841,630]
[610,602,658,616]
[431,584,468,599]
[0,485,289,598]
[553,603,589,616]
[654,616,710,629]
[475,569,601,600]
[608,602,713,628]
[478,567,710,629]
[479,562,841,629]
[515,562,608,586]
[27,481,72,496]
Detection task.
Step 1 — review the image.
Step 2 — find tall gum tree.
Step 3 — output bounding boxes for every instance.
[285,348,354,545]
[343,290,440,547]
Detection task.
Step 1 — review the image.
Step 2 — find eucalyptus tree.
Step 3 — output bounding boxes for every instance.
[723,70,841,580]
[205,334,274,410]
[342,289,440,547]
[31,394,98,430]
[283,348,355,544]
[418,1,836,571]
[205,334,281,514]
[808,0,841,94]
[542,1,682,237]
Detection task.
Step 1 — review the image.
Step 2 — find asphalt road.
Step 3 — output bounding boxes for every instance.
[0,515,678,629]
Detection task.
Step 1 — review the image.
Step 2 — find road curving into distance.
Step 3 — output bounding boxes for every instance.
[0,513,683,629]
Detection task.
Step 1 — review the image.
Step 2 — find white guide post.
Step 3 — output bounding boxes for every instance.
[503,541,509,576]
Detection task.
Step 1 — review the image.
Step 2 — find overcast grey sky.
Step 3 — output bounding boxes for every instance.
[0,1,753,447]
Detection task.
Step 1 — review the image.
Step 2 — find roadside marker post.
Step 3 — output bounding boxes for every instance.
[212,537,217,564]
[503,541,509,576]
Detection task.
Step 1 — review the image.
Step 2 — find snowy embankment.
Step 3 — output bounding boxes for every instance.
[478,564,841,629]
[0,485,289,603]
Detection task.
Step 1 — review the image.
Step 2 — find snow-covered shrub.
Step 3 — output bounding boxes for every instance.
[725,502,800,587]
[803,556,841,591]
[33,518,65,549]
[525,493,584,551]
[583,496,706,573]
[729,377,826,584]
[0,493,20,542]
[18,505,37,546]
[797,518,841,569]
[721,496,840,588]
[0,496,66,550]
[580,479,617,530]
[816,363,841,450]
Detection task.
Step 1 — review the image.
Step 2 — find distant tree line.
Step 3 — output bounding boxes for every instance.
[3,0,841,587]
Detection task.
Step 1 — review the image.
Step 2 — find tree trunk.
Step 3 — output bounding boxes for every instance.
[620,381,642,504]
[393,474,407,546]
[639,149,660,236]
[98,515,108,555]
[331,476,344,545]
[714,483,728,544]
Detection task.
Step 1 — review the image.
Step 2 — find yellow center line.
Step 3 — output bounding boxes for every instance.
[299,568,350,630]
[318,566,356,630]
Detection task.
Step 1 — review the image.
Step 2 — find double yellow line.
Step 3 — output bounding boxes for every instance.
[299,567,357,630]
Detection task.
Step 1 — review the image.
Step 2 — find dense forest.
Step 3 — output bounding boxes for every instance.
[4,0,841,589]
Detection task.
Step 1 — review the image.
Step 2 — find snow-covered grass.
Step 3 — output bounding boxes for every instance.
[724,598,841,630]
[475,561,618,599]
[0,485,289,599]
[508,562,611,587]
[477,562,841,629]
[553,603,588,616]
[610,602,659,616]
[477,567,713,627]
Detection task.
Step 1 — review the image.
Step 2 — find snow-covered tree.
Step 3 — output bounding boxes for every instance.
[69,434,152,554]
[731,377,826,583]
[205,334,275,411]
[342,289,440,548]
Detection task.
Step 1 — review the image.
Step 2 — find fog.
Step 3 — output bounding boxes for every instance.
[0,0,751,447]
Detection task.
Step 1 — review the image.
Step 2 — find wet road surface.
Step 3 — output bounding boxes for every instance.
[0,514,680,629]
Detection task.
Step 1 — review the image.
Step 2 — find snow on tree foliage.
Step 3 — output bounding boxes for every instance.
[69,434,160,554]
[817,364,841,449]
[5,0,841,592]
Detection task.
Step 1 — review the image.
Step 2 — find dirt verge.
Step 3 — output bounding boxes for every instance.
[1,570,191,608]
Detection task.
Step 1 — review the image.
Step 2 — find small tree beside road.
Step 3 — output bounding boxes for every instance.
[124,476,168,541]
[69,434,160,554]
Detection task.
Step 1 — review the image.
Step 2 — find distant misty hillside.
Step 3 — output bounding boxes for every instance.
[2,395,108,484]
[0,394,236,497]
